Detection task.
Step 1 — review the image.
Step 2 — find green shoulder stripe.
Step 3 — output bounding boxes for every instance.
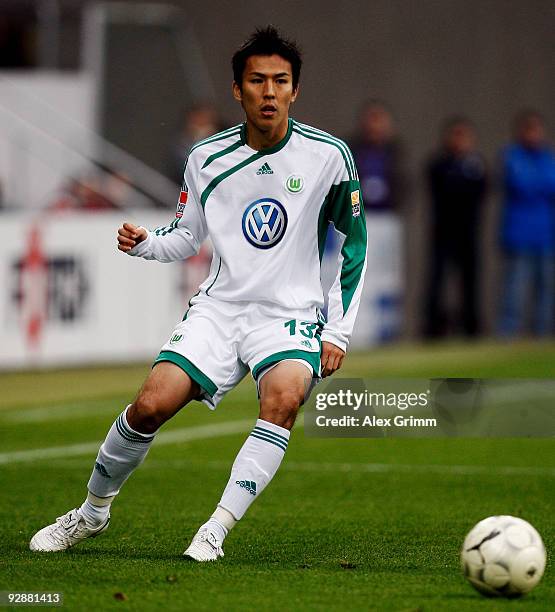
[201,139,243,169]
[292,125,355,181]
[189,125,242,154]
[200,152,262,208]
[294,121,357,180]
[200,119,293,208]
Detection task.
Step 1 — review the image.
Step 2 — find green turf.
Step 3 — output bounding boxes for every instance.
[1,341,554,611]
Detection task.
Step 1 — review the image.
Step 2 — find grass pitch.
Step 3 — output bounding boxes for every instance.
[1,341,554,611]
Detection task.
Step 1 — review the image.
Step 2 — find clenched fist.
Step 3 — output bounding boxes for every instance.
[117,223,148,252]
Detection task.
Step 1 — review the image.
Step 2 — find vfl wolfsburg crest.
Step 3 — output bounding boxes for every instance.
[170,333,183,345]
[242,198,288,249]
[286,174,304,193]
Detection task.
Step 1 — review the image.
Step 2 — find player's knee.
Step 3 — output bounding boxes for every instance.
[260,389,302,429]
[128,393,167,434]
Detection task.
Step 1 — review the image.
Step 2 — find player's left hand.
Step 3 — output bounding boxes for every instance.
[320,341,345,378]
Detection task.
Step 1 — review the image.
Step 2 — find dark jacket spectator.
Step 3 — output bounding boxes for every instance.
[424,117,487,337]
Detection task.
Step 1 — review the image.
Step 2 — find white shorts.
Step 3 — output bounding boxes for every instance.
[154,294,322,408]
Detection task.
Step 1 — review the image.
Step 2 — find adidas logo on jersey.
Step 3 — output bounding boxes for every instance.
[236,479,257,495]
[256,162,274,175]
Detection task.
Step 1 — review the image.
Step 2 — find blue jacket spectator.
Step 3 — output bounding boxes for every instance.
[500,143,555,253]
[498,110,555,337]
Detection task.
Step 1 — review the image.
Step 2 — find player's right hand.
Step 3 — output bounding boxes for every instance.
[117,222,148,252]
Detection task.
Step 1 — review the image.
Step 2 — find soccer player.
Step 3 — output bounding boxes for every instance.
[29,27,367,561]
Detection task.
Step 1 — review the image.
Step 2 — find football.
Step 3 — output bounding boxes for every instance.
[461,515,546,598]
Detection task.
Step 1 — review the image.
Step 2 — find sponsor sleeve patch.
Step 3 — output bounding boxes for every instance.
[176,189,188,218]
[351,190,360,217]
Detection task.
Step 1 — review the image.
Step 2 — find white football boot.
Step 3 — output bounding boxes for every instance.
[183,526,224,562]
[29,508,110,552]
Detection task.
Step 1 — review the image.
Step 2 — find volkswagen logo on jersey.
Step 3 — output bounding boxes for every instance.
[242,198,288,249]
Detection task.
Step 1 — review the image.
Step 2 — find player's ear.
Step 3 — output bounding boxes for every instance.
[232,81,242,102]
[291,84,299,103]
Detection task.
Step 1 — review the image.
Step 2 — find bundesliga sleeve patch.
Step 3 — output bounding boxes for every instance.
[351,190,361,217]
[176,189,188,218]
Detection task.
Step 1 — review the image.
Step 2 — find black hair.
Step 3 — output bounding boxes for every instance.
[232,26,302,89]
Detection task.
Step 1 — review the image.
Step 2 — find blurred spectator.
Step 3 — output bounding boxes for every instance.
[423,117,487,338]
[498,110,555,337]
[48,168,131,212]
[100,167,135,209]
[350,100,405,212]
[348,100,405,343]
[169,103,223,184]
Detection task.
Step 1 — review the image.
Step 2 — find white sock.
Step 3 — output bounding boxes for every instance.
[199,507,236,543]
[212,506,237,531]
[79,493,112,527]
[218,419,290,521]
[86,405,156,503]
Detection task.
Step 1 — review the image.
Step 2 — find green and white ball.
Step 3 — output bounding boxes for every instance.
[461,515,546,598]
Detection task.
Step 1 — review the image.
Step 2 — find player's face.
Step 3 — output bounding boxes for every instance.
[233,54,298,135]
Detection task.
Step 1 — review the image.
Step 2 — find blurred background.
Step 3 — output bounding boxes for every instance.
[1,0,554,369]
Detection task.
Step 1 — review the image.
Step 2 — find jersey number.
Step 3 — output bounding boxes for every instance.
[284,320,317,339]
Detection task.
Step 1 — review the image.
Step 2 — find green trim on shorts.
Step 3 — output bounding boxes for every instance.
[154,350,217,397]
[251,349,320,381]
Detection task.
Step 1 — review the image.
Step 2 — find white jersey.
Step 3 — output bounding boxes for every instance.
[130,119,367,351]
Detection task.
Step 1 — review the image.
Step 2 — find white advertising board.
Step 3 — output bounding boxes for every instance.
[0,212,210,369]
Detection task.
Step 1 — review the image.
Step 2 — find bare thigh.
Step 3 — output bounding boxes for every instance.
[126,361,201,433]
[258,361,313,430]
